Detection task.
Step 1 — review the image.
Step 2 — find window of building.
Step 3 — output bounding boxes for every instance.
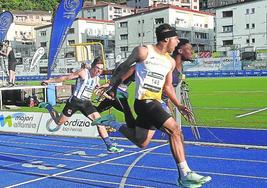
[193,6,197,9]
[155,18,164,24]
[222,25,233,33]
[120,22,128,28]
[195,32,208,39]
[138,33,141,37]
[246,39,250,44]
[204,24,208,28]
[222,11,233,17]
[40,42,47,47]
[120,46,128,52]
[109,7,112,11]
[40,31,46,36]
[246,9,249,14]
[93,8,96,12]
[251,23,255,29]
[223,40,233,46]
[120,34,128,40]
[251,8,255,14]
[68,40,75,45]
[246,24,249,29]
[68,28,75,34]
[252,38,255,43]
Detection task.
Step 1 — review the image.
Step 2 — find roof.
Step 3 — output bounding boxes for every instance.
[114,4,214,21]
[34,17,114,30]
[83,1,135,10]
[12,10,52,16]
[214,0,264,9]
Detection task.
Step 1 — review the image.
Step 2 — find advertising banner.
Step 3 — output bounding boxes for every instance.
[0,11,13,42]
[47,0,84,78]
[38,113,98,138]
[0,112,41,134]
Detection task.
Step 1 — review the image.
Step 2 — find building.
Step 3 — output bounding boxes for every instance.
[115,4,214,59]
[126,0,199,11]
[199,0,245,10]
[35,18,115,74]
[79,1,135,20]
[215,0,267,52]
[6,10,52,58]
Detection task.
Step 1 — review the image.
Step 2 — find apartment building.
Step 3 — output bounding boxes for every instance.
[126,0,199,11]
[79,1,135,20]
[115,4,214,58]
[215,0,267,52]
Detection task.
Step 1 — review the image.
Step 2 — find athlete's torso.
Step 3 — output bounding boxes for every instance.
[73,69,99,101]
[135,45,172,100]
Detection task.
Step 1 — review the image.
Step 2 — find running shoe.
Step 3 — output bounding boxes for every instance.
[107,145,124,153]
[91,114,116,126]
[38,102,50,108]
[178,172,212,188]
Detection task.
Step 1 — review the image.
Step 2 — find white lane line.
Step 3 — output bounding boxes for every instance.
[6,143,168,188]
[236,107,267,118]
[119,147,157,188]
[1,168,155,188]
[200,171,267,180]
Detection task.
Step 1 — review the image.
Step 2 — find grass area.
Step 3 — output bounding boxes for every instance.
[5,77,267,129]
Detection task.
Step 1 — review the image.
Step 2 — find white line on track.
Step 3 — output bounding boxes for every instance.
[236,107,267,118]
[119,147,157,188]
[5,143,169,188]
[201,171,267,180]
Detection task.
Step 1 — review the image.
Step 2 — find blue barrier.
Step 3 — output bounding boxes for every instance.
[8,70,267,82]
[185,70,267,78]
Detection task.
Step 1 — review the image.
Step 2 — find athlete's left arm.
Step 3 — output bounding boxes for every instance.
[163,59,189,114]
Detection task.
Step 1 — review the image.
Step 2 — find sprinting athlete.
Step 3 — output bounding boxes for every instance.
[92,24,211,187]
[39,57,124,153]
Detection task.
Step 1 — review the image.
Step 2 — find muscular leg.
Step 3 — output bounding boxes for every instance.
[88,112,109,139]
[119,126,154,148]
[88,112,124,152]
[161,117,185,163]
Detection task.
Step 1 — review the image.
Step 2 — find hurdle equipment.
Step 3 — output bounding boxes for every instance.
[180,81,201,140]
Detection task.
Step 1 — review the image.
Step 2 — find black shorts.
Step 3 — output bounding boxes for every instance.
[62,96,97,117]
[8,61,16,71]
[134,99,171,130]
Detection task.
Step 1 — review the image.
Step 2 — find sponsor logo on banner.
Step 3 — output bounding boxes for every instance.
[47,0,84,78]
[0,112,41,133]
[39,113,98,137]
[0,11,13,42]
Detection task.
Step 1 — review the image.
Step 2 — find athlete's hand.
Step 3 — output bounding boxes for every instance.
[178,105,196,124]
[95,83,115,100]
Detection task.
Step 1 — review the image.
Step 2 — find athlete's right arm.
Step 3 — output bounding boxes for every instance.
[110,46,147,86]
[41,69,84,85]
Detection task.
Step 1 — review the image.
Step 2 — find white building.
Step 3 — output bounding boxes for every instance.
[115,4,214,58]
[215,0,267,52]
[35,18,115,73]
[79,1,135,20]
[35,18,115,53]
[126,0,199,10]
[5,10,52,57]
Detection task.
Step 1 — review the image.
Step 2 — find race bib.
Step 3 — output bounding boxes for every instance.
[143,71,164,93]
[81,86,94,100]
